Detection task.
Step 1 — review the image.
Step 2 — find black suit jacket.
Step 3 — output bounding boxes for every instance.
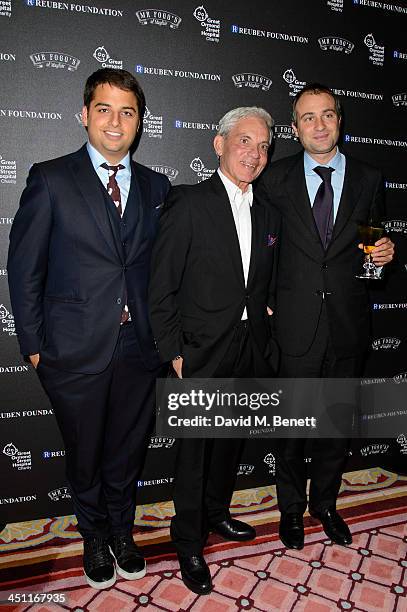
[149,172,280,377]
[7,145,170,373]
[256,152,384,358]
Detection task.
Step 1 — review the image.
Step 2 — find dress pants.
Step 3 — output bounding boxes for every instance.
[276,306,364,515]
[37,323,165,537]
[171,321,273,556]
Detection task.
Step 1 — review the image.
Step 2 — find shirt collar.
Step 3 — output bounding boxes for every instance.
[304,147,344,176]
[86,141,131,174]
[217,169,253,206]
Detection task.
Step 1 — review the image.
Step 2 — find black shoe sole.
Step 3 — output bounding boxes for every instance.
[279,532,304,550]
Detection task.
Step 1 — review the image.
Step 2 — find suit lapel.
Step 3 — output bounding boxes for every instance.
[124,164,146,263]
[206,173,245,286]
[68,146,119,260]
[329,156,361,245]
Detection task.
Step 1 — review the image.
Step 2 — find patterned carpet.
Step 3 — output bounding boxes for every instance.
[0,468,406,611]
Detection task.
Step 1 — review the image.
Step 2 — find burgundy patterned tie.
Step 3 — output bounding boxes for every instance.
[313,166,335,249]
[101,163,125,217]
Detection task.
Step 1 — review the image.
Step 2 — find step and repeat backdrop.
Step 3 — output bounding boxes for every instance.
[0,0,406,523]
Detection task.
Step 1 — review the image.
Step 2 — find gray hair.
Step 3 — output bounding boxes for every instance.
[217,107,274,143]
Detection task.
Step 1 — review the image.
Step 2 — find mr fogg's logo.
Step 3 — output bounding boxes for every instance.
[384,220,407,234]
[193,5,220,43]
[318,36,354,54]
[392,93,407,107]
[148,165,179,183]
[232,73,272,91]
[148,437,175,449]
[48,487,71,501]
[274,125,298,141]
[282,68,306,97]
[136,8,181,28]
[237,464,254,476]
[30,51,80,71]
[372,337,401,350]
[364,33,384,66]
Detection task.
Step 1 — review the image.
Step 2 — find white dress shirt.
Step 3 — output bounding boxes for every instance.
[217,169,253,320]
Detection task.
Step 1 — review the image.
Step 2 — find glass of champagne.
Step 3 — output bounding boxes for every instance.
[355,222,384,280]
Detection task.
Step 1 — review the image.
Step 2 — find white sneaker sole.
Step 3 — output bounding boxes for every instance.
[84,567,116,590]
[108,546,146,580]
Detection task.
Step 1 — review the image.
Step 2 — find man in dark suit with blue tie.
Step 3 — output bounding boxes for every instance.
[7,69,170,589]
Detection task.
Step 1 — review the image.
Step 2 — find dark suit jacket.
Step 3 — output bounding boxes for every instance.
[149,172,280,377]
[256,152,384,358]
[7,145,170,374]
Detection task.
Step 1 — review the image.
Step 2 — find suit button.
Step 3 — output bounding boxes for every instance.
[123,266,127,271]
[322,263,328,269]
[117,298,122,305]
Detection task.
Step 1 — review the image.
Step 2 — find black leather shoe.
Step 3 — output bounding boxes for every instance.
[310,508,352,546]
[179,554,212,595]
[279,513,304,550]
[83,536,116,589]
[211,518,256,542]
[108,533,146,580]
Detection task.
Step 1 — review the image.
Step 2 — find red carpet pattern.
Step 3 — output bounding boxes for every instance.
[0,468,406,611]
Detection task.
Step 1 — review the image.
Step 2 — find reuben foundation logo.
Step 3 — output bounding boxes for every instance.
[263,452,276,475]
[0,304,16,336]
[373,302,407,310]
[384,220,407,234]
[364,33,384,66]
[193,5,220,43]
[25,1,123,17]
[175,119,218,131]
[0,153,17,184]
[231,24,308,44]
[345,134,407,148]
[148,165,179,182]
[43,450,66,459]
[318,36,354,53]
[190,157,215,183]
[282,68,306,97]
[274,125,298,141]
[0,108,62,120]
[386,181,407,190]
[392,93,407,107]
[143,106,163,138]
[396,434,407,453]
[148,437,175,449]
[135,8,181,28]
[30,51,80,71]
[232,73,272,91]
[353,0,407,14]
[393,50,407,61]
[135,64,221,82]
[3,442,32,470]
[93,45,122,69]
[0,52,15,61]
[0,1,11,17]
[237,464,254,476]
[327,0,344,11]
[372,337,401,350]
[331,87,383,101]
[48,487,71,501]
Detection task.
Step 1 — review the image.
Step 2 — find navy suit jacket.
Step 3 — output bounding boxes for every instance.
[8,145,170,374]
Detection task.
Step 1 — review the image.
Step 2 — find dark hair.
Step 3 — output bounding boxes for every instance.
[83,68,146,118]
[292,83,342,126]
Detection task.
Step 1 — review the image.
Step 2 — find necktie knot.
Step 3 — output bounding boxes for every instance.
[313,166,334,182]
[101,163,124,178]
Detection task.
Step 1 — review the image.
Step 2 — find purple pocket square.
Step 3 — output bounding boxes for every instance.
[267,234,278,247]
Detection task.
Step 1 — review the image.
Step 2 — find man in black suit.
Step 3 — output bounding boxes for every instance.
[7,69,170,589]
[257,84,394,550]
[149,107,279,594]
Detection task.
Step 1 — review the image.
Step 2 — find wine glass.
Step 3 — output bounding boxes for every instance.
[355,222,384,280]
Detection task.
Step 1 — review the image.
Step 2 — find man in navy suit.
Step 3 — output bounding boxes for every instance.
[7,69,170,589]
